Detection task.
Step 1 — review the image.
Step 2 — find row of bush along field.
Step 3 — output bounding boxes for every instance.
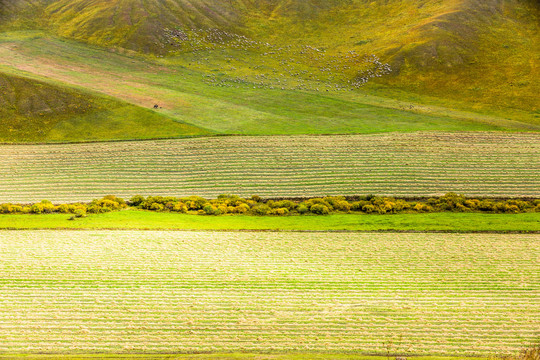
[1,133,539,203]
[1,231,537,354]
[0,356,501,360]
[2,193,539,218]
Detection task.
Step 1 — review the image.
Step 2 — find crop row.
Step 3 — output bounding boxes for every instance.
[0,231,538,355]
[1,132,539,202]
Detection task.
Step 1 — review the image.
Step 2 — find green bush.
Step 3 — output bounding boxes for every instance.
[40,200,55,214]
[362,204,376,213]
[503,204,520,213]
[181,196,208,210]
[333,200,351,212]
[1,194,538,217]
[102,195,126,206]
[30,203,44,214]
[270,207,289,216]
[297,204,309,214]
[268,200,297,210]
[217,205,228,215]
[130,195,145,207]
[351,200,369,211]
[305,198,333,211]
[74,208,86,218]
[172,202,188,213]
[203,204,221,215]
[310,204,330,215]
[478,200,495,211]
[234,203,251,214]
[56,204,70,213]
[87,196,127,213]
[147,202,162,211]
[0,204,14,214]
[253,204,271,215]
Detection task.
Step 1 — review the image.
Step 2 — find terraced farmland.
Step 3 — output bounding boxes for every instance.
[1,132,539,202]
[0,230,538,355]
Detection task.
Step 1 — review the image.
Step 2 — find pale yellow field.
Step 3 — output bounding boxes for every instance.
[1,132,539,203]
[0,231,538,355]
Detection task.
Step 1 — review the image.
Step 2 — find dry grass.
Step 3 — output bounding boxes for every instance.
[0,132,538,202]
[0,231,538,355]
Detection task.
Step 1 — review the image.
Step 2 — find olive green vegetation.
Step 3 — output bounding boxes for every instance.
[1,211,539,232]
[2,0,539,112]
[0,32,523,143]
[0,355,487,360]
[0,71,210,142]
[3,194,539,217]
[0,0,538,142]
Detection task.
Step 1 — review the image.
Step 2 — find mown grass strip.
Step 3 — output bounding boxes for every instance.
[0,231,537,355]
[0,133,539,202]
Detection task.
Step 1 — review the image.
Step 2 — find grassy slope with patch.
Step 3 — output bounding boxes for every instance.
[0,70,210,142]
[0,31,534,143]
[32,0,540,111]
[0,0,538,141]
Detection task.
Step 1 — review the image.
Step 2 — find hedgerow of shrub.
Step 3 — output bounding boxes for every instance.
[1,193,539,216]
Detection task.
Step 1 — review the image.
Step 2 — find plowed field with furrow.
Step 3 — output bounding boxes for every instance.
[0,231,538,355]
[1,132,539,202]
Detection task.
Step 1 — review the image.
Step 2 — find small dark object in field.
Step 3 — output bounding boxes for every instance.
[153,104,159,109]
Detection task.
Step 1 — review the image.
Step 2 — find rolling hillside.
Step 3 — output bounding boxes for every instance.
[0,71,210,142]
[0,0,538,141]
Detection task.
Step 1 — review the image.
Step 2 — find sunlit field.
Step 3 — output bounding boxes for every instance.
[0,231,537,355]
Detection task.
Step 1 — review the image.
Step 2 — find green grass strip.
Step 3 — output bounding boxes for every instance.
[1,210,539,232]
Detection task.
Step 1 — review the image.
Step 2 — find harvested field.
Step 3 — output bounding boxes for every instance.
[0,231,538,355]
[1,132,539,202]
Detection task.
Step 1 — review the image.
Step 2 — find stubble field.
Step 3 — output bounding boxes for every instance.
[0,230,538,356]
[1,132,539,203]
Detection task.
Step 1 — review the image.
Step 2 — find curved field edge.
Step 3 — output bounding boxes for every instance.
[1,212,539,232]
[1,132,539,202]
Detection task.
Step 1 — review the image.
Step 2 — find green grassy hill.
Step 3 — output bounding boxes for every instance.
[0,0,538,142]
[0,71,210,142]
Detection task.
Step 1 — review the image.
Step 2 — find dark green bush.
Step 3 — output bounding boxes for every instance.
[203,204,222,215]
[130,195,146,207]
[297,204,309,214]
[351,200,369,211]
